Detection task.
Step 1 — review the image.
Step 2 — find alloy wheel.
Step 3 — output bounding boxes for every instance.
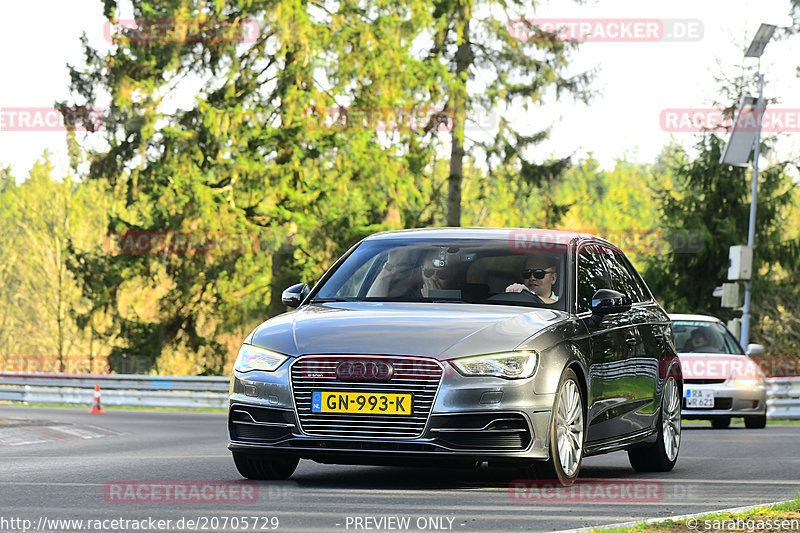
[661,378,681,462]
[555,379,584,477]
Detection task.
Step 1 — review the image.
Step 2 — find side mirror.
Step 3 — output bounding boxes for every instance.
[745,343,765,356]
[590,289,632,316]
[281,283,309,308]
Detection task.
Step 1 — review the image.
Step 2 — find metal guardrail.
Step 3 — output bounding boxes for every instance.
[0,372,229,409]
[1,372,799,417]
[767,377,800,420]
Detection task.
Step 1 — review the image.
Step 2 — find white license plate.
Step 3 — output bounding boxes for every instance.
[685,388,714,408]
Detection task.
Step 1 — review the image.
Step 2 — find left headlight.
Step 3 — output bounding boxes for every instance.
[731,360,766,388]
[233,344,289,373]
[451,351,539,379]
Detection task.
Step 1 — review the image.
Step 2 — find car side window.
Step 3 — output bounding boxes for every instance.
[719,324,745,355]
[338,255,380,297]
[577,244,611,314]
[598,247,646,303]
[620,253,654,302]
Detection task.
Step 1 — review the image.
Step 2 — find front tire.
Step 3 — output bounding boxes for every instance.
[745,414,767,429]
[711,417,731,428]
[628,376,681,472]
[232,452,299,480]
[537,368,585,486]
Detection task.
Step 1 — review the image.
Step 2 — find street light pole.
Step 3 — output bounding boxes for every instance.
[720,23,776,347]
[739,71,764,348]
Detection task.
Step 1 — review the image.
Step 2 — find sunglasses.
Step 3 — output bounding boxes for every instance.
[521,269,555,280]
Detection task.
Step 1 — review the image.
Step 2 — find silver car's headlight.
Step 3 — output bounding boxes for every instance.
[451,351,539,379]
[233,344,289,372]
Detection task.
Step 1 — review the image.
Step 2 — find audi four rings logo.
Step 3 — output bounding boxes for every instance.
[336,360,394,381]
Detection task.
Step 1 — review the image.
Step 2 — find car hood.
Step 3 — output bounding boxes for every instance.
[677,352,759,380]
[249,302,569,360]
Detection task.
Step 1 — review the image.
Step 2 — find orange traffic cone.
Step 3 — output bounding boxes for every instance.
[90,384,105,414]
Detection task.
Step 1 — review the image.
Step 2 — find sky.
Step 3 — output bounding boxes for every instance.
[0,0,797,180]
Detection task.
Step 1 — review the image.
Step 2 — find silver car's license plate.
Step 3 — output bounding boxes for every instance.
[685,388,714,408]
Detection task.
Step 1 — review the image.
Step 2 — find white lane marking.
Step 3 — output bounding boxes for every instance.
[0,438,49,446]
[49,426,109,439]
[0,421,123,447]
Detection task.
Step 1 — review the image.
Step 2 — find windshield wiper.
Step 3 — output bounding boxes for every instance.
[310,297,359,303]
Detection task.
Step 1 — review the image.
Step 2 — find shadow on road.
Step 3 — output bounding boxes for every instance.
[284,462,652,490]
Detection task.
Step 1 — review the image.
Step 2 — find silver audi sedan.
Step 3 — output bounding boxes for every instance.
[228,228,683,485]
[671,314,767,428]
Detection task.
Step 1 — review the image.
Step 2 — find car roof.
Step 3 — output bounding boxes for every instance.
[363,227,615,247]
[668,313,724,323]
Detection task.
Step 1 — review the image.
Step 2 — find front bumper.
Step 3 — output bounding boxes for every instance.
[227,355,555,462]
[681,380,767,419]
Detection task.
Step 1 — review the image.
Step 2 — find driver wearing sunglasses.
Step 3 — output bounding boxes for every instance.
[505,255,559,303]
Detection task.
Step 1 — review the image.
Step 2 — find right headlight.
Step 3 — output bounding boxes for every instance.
[451,350,539,379]
[233,344,289,373]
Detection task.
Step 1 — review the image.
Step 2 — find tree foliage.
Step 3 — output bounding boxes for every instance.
[0,157,108,371]
[63,0,454,373]
[420,0,594,225]
[642,136,799,324]
[3,1,798,376]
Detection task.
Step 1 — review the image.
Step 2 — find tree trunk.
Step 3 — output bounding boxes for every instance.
[268,249,293,317]
[446,2,473,227]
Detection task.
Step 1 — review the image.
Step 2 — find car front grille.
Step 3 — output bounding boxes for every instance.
[290,356,443,439]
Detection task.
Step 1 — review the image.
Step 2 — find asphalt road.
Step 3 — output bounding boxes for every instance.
[0,406,798,533]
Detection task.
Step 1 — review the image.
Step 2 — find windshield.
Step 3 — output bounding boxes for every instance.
[313,238,569,310]
[672,320,744,355]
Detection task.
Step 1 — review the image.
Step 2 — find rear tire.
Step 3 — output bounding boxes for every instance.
[744,414,767,429]
[628,376,681,472]
[232,452,299,480]
[711,417,731,428]
[535,368,584,486]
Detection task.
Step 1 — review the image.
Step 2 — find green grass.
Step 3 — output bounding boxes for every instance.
[764,499,800,514]
[586,498,800,532]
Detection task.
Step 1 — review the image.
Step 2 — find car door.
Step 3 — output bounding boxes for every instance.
[597,246,660,434]
[576,243,638,443]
